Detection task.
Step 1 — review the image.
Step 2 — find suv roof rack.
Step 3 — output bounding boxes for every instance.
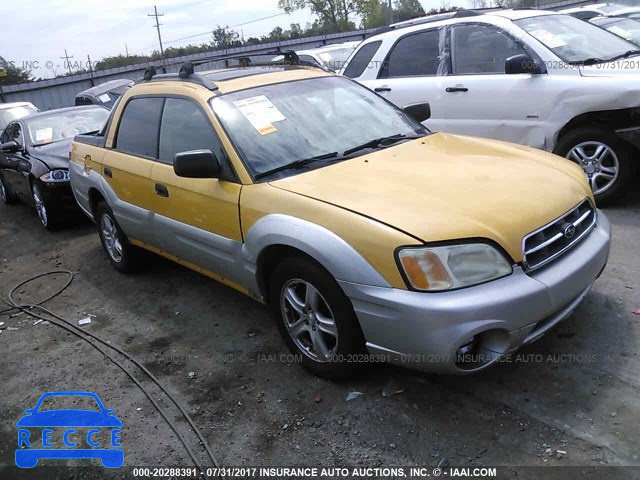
[372,10,482,35]
[135,49,323,90]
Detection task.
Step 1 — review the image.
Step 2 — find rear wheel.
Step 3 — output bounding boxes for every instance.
[0,173,16,204]
[269,255,366,379]
[554,127,634,205]
[96,202,142,272]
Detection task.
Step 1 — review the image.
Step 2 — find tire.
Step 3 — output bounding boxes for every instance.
[96,202,142,273]
[268,255,366,379]
[31,181,62,230]
[554,127,634,205]
[0,173,17,205]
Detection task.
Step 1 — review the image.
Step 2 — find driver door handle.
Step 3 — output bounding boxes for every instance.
[446,86,469,93]
[374,87,392,92]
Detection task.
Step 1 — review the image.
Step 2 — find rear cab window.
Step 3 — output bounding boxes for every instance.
[114,97,164,158]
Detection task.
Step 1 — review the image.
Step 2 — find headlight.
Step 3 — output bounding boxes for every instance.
[40,170,70,183]
[397,243,512,291]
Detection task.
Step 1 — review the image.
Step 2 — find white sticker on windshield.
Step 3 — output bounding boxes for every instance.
[529,29,566,48]
[98,93,111,103]
[233,95,285,132]
[35,127,53,143]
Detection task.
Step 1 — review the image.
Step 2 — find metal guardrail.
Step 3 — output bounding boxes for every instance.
[0,29,376,110]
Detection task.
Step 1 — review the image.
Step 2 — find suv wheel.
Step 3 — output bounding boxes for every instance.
[554,127,634,205]
[269,255,366,379]
[0,173,16,205]
[96,202,141,272]
[31,181,61,230]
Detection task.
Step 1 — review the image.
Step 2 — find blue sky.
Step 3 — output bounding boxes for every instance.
[1,0,467,78]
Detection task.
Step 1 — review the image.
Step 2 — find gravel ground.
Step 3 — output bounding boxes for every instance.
[0,192,639,480]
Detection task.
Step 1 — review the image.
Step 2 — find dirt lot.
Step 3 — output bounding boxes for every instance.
[0,192,639,480]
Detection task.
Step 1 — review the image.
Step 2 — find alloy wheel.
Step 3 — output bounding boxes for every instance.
[31,183,48,227]
[100,213,123,263]
[567,141,619,195]
[280,279,339,362]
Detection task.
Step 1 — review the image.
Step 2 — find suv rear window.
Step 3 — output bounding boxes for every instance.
[343,41,382,78]
[115,97,164,158]
[379,30,440,78]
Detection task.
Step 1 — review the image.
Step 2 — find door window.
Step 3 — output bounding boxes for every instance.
[452,24,528,75]
[158,98,226,166]
[379,30,441,78]
[343,41,382,78]
[115,97,164,158]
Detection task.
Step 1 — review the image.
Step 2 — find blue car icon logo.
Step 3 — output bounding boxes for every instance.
[16,391,123,468]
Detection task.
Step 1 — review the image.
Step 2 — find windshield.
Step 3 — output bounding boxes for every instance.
[0,105,38,131]
[317,47,358,71]
[515,14,638,63]
[592,17,640,45]
[210,76,427,180]
[27,107,109,146]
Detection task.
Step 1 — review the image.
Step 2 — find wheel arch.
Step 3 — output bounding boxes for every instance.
[243,214,391,302]
[554,109,640,155]
[88,187,106,218]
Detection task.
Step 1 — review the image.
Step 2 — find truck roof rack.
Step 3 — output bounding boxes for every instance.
[372,10,482,35]
[136,49,322,90]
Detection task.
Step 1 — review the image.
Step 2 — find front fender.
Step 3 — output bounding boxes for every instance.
[242,214,392,289]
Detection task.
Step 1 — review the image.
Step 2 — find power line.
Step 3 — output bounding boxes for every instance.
[161,12,289,45]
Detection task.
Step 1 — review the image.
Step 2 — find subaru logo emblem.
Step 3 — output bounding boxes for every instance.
[563,224,576,239]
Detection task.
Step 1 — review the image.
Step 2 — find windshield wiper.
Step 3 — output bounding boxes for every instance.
[579,57,606,66]
[604,49,640,62]
[254,151,339,180]
[342,133,424,157]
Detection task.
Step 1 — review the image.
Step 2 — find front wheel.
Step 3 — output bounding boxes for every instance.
[269,256,366,379]
[96,202,142,273]
[554,127,634,205]
[31,181,61,230]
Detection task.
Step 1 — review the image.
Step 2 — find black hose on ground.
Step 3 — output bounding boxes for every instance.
[1,270,222,477]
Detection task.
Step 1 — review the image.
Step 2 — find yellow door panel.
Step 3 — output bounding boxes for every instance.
[102,151,155,212]
[150,162,242,241]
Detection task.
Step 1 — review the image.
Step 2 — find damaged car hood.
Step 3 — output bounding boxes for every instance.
[270,132,593,262]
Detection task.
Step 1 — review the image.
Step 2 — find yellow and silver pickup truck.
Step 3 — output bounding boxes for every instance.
[69,58,610,378]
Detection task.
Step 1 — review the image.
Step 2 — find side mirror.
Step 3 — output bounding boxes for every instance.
[0,140,21,153]
[505,54,545,75]
[403,102,431,123]
[173,149,221,179]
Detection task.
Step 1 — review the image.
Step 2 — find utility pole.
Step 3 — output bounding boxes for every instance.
[388,0,393,25]
[61,49,74,74]
[148,5,165,58]
[125,44,129,57]
[87,54,95,86]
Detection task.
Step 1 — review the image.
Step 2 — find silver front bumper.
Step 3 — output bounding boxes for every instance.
[338,210,611,374]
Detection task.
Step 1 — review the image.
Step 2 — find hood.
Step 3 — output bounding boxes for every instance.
[270,133,592,262]
[580,60,640,77]
[30,138,72,171]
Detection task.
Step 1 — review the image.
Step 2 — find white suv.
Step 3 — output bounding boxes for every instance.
[342,10,640,204]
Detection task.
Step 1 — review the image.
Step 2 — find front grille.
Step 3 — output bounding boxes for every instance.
[522,200,596,271]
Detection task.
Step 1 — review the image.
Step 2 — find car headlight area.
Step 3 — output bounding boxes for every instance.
[40,169,70,183]
[396,243,513,291]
